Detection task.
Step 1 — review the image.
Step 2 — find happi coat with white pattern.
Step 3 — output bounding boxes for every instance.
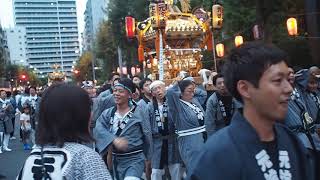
[94,103,152,180]
[189,110,310,180]
[166,84,206,172]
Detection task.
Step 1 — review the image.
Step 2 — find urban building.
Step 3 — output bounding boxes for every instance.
[83,0,106,51]
[13,0,80,76]
[0,24,10,65]
[4,26,28,66]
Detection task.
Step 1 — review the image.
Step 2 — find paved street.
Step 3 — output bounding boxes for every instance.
[0,118,29,180]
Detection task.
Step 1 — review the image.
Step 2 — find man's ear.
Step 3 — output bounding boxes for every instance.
[237,80,252,100]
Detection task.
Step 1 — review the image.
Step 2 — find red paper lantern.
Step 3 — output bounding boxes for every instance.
[125,16,136,38]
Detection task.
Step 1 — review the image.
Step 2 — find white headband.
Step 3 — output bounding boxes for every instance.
[149,80,165,91]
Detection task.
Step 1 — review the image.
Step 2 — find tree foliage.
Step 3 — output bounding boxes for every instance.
[74,52,93,82]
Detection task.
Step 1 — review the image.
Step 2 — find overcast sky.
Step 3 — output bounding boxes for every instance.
[0,0,88,39]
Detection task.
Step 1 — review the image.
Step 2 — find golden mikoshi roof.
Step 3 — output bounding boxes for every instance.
[48,64,65,81]
[139,4,210,42]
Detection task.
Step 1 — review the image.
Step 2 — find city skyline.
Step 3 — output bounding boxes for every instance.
[0,0,88,45]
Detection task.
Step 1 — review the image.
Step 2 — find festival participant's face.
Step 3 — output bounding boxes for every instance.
[247,61,292,122]
[142,81,152,95]
[30,88,36,96]
[181,84,195,102]
[113,86,130,105]
[215,77,228,95]
[151,85,165,100]
[0,91,6,99]
[308,76,318,93]
[288,67,295,86]
[132,88,140,101]
[133,77,141,85]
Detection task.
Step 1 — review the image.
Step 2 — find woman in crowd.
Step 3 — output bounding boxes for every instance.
[17,83,111,180]
[166,79,206,173]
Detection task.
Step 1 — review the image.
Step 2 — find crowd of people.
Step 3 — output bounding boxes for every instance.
[0,42,319,180]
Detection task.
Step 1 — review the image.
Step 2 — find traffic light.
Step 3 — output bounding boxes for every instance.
[21,74,27,80]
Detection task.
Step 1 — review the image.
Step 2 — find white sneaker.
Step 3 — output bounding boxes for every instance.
[3,147,12,152]
[0,149,2,154]
[10,137,16,140]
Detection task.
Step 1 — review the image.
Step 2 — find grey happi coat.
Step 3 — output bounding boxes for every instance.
[146,99,181,169]
[166,84,205,172]
[205,92,240,136]
[94,103,152,180]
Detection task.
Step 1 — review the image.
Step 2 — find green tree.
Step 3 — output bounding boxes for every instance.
[74,52,93,82]
[95,0,149,80]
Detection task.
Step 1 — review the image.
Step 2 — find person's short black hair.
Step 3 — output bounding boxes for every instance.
[178,80,194,93]
[212,74,224,85]
[6,91,11,97]
[108,72,120,81]
[23,104,31,111]
[36,83,93,147]
[132,75,141,80]
[139,78,152,90]
[223,41,288,102]
[13,90,20,96]
[29,86,36,91]
[24,87,30,94]
[117,78,136,93]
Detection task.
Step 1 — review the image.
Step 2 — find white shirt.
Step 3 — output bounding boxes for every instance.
[112,112,123,134]
[158,104,164,119]
[20,113,31,131]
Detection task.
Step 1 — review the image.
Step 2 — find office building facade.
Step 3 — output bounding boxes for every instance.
[13,0,80,76]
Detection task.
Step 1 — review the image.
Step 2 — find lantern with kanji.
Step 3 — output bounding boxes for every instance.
[212,4,223,29]
[253,25,261,40]
[287,17,298,36]
[235,35,244,47]
[125,16,136,38]
[216,43,225,57]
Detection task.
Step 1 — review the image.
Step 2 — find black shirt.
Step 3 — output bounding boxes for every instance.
[261,138,279,173]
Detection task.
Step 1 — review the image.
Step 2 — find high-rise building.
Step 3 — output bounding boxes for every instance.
[83,0,106,51]
[5,26,28,66]
[0,24,10,65]
[13,0,80,76]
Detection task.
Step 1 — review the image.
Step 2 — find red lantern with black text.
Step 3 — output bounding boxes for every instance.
[125,16,136,38]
